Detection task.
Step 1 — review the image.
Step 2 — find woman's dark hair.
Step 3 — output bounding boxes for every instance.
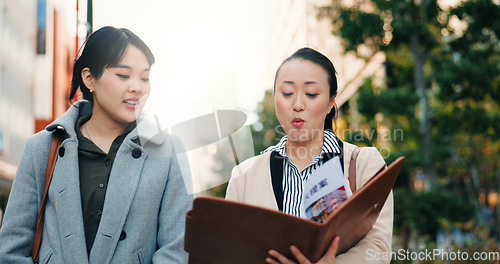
[273,47,338,131]
[69,26,155,104]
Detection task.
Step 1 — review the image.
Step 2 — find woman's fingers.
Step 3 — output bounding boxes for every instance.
[266,237,340,264]
[266,247,311,264]
[290,245,311,264]
[266,256,281,264]
[320,236,340,263]
[267,249,295,264]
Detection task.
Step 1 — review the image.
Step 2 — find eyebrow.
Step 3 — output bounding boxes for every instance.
[115,65,151,71]
[281,81,319,85]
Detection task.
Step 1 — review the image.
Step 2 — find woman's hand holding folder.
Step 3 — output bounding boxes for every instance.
[266,237,340,264]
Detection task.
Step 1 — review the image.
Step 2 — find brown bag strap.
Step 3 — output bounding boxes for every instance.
[348,147,361,194]
[32,131,63,263]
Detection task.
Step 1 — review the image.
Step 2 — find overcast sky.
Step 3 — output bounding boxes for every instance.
[93,0,277,127]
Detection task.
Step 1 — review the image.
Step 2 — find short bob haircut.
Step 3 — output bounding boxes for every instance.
[69,26,155,105]
[273,47,338,131]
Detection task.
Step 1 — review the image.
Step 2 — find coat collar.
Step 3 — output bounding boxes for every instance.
[46,100,165,146]
[45,101,91,140]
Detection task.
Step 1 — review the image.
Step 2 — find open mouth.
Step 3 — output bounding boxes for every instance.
[292,118,305,128]
[123,100,139,105]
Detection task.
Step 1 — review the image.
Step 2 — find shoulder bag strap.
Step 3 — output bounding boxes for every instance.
[349,147,361,194]
[32,131,63,263]
[336,137,344,173]
[270,151,284,212]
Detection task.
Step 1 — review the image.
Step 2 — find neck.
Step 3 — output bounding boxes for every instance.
[87,102,132,137]
[86,116,126,141]
[285,132,324,170]
[80,104,134,154]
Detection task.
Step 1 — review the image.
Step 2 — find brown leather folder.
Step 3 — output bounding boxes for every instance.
[184,157,405,264]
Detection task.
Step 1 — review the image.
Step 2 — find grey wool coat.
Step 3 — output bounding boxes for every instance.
[0,101,193,264]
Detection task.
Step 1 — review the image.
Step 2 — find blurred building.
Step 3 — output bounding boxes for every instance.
[0,0,37,204]
[34,0,77,133]
[0,0,77,210]
[266,0,386,107]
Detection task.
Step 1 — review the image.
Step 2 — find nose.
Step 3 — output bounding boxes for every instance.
[129,78,143,94]
[293,94,305,112]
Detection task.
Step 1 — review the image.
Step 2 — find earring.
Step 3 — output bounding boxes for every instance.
[89,89,93,93]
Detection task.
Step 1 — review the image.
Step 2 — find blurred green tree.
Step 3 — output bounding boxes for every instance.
[250,89,283,155]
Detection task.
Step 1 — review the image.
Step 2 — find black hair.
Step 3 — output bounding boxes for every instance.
[69,26,155,104]
[273,47,338,131]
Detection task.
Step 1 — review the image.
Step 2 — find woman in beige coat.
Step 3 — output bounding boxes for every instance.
[226,48,392,264]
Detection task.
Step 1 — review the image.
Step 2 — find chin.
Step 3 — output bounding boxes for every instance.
[120,114,139,124]
[288,128,323,143]
[287,132,310,143]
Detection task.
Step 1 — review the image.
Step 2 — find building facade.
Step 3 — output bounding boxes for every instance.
[0,0,38,206]
[0,0,77,214]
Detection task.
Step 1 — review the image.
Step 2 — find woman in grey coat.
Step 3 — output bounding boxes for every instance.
[0,26,192,264]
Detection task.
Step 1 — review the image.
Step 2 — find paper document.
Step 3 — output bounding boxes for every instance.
[302,156,348,223]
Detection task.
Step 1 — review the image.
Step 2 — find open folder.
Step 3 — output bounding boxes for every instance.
[184,157,405,264]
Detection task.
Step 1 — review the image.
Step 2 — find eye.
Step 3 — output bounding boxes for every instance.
[306,93,318,98]
[282,92,293,97]
[116,74,130,79]
[141,77,150,82]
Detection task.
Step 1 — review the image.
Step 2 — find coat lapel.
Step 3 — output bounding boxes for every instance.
[88,137,145,264]
[245,152,279,211]
[49,138,89,263]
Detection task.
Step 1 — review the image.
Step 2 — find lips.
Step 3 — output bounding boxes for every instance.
[292,117,305,128]
[123,99,140,109]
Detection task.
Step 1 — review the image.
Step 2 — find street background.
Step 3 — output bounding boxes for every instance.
[0,0,499,262]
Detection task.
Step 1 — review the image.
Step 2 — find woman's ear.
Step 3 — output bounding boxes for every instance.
[81,68,94,91]
[328,91,337,112]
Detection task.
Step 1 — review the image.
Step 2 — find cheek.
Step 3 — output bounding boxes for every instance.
[144,83,151,94]
[98,76,122,94]
[274,98,288,118]
[314,98,332,114]
[309,100,331,123]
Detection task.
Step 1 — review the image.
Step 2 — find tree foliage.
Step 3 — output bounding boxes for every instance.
[251,90,283,155]
[394,188,475,240]
[317,0,500,240]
